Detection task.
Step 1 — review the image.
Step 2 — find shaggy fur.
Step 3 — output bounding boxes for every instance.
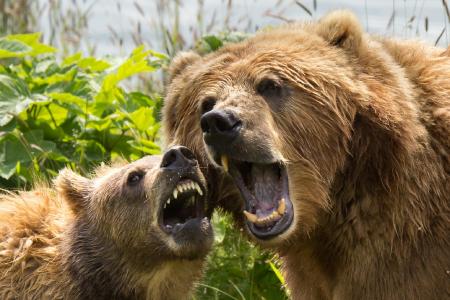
[0,156,211,299]
[162,10,450,299]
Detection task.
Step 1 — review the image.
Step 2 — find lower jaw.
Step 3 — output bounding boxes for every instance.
[170,217,213,243]
[236,181,294,240]
[245,209,294,240]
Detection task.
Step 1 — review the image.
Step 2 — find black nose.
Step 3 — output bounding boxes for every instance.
[161,146,197,169]
[200,110,241,147]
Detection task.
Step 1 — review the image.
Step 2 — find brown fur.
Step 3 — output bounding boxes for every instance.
[162,10,450,299]
[0,156,210,299]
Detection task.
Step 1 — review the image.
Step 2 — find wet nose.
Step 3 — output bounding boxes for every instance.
[200,110,242,147]
[160,146,197,169]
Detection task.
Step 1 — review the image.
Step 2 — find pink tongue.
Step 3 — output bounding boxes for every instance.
[251,164,280,215]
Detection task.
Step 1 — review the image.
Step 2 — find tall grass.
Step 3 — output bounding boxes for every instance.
[3,0,448,60]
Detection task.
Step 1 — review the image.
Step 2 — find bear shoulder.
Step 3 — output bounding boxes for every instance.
[0,188,75,299]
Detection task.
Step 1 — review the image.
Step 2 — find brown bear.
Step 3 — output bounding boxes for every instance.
[0,146,213,299]
[162,10,450,300]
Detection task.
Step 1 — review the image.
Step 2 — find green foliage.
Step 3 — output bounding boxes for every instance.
[0,33,167,187]
[0,32,288,299]
[197,32,251,54]
[195,213,288,300]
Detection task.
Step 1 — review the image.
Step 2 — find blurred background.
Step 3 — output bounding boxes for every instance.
[0,1,448,299]
[2,0,448,57]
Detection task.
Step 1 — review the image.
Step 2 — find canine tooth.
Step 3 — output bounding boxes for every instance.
[195,183,203,196]
[173,189,178,199]
[277,198,286,215]
[221,155,229,172]
[243,210,258,223]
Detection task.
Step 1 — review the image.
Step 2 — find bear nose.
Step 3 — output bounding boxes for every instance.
[200,110,242,147]
[161,146,197,169]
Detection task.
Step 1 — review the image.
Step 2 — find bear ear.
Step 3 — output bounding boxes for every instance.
[54,168,91,213]
[316,10,364,53]
[167,51,201,83]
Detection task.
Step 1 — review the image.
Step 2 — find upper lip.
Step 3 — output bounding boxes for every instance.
[215,152,280,171]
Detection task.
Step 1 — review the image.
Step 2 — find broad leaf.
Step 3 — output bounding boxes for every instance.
[0,33,56,58]
[0,74,32,126]
[129,107,155,131]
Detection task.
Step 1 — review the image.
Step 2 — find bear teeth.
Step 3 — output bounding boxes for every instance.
[277,198,286,215]
[169,180,203,202]
[243,198,286,226]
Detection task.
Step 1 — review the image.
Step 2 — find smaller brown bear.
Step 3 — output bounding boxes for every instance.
[0,146,213,299]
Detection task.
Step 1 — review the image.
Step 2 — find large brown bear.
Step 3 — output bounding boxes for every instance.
[162,10,450,300]
[0,146,212,299]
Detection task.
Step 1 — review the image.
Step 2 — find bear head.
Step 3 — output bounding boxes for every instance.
[163,11,422,248]
[55,146,213,261]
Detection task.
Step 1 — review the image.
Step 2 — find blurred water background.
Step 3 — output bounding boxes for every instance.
[6,0,448,57]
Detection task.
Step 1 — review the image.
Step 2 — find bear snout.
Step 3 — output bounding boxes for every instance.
[161,145,198,170]
[201,109,242,148]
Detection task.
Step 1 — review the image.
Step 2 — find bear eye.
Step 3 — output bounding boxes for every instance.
[256,78,283,98]
[127,171,144,186]
[200,97,216,115]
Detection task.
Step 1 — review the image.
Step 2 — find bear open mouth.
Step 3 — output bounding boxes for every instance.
[220,155,294,240]
[159,178,207,234]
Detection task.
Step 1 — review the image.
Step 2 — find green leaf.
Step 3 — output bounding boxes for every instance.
[269,261,285,285]
[129,143,160,155]
[0,33,56,58]
[33,59,59,76]
[49,92,87,109]
[86,118,112,132]
[0,39,32,57]
[77,57,111,72]
[23,129,56,154]
[98,46,156,97]
[203,35,224,51]
[76,139,107,162]
[0,74,32,126]
[0,161,17,180]
[62,52,82,66]
[0,133,31,179]
[129,107,155,131]
[32,68,77,85]
[138,139,160,150]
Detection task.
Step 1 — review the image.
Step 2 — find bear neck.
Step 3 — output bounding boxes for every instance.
[62,216,204,299]
[280,101,449,299]
[62,217,141,299]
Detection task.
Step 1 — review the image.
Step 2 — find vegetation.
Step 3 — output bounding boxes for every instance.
[0,32,288,299]
[0,33,165,188]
